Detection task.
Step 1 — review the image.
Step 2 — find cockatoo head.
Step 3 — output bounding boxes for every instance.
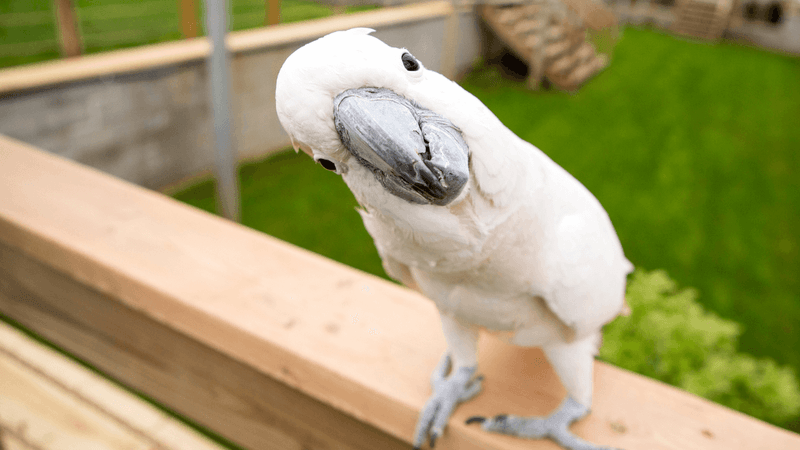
[276,28,470,206]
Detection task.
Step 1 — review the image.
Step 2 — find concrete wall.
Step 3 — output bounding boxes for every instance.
[727,17,800,55]
[608,0,800,55]
[727,0,800,55]
[0,3,482,190]
[0,63,213,190]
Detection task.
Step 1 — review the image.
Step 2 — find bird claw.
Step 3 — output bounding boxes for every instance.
[465,397,623,450]
[464,416,486,425]
[412,354,482,449]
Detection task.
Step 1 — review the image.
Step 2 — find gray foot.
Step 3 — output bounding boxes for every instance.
[466,397,621,450]
[412,354,483,449]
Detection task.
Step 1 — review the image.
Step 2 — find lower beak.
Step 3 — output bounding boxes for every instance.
[333,87,470,206]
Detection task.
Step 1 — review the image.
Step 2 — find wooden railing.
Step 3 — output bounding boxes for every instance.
[2,135,800,449]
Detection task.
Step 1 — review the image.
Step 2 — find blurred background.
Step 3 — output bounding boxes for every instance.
[1,0,799,445]
[0,0,379,68]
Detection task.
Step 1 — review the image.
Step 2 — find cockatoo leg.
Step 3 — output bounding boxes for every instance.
[465,396,619,450]
[412,353,483,449]
[466,333,620,450]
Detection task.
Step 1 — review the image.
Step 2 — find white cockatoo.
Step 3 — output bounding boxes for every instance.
[275,28,632,450]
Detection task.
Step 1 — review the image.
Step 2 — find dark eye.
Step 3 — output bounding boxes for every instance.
[318,158,337,171]
[402,52,420,71]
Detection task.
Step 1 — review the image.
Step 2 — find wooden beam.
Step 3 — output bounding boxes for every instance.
[179,0,200,38]
[53,0,82,57]
[0,322,227,450]
[0,134,799,450]
[265,0,281,26]
[0,240,407,450]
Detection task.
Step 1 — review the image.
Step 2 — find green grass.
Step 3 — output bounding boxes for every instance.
[0,0,378,69]
[173,151,387,278]
[459,27,800,381]
[173,27,800,421]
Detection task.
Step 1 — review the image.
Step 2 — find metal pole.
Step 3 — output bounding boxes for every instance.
[204,0,240,222]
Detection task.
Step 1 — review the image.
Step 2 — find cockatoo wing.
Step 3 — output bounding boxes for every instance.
[537,166,634,339]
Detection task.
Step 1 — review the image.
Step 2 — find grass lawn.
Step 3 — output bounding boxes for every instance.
[172,26,800,416]
[0,0,377,69]
[458,27,800,381]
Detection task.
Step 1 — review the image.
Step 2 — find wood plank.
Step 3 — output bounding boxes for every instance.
[180,0,199,39]
[0,1,453,96]
[0,38,210,96]
[265,0,281,26]
[0,344,148,450]
[1,134,799,450]
[0,241,408,450]
[0,432,35,450]
[0,322,227,450]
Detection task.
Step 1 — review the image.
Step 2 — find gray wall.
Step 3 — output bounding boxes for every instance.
[727,16,800,55]
[0,63,213,190]
[0,8,482,190]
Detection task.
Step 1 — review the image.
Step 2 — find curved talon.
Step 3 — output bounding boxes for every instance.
[472,398,621,450]
[429,434,438,448]
[465,416,486,425]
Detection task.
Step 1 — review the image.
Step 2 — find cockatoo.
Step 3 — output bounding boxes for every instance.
[275,29,632,450]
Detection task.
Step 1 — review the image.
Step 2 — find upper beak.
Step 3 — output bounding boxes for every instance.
[333,87,470,206]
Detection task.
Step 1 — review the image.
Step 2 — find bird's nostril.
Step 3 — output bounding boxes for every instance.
[420,143,432,161]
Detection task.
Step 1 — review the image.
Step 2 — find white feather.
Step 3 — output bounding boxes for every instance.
[275,30,633,408]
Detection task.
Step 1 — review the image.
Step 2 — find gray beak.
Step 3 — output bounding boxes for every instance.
[333,87,470,206]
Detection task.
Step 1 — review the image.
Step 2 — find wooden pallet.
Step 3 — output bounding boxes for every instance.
[672,0,734,40]
[479,0,615,91]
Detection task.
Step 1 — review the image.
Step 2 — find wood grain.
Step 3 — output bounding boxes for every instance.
[0,342,147,450]
[0,134,799,450]
[0,321,227,450]
[0,239,409,450]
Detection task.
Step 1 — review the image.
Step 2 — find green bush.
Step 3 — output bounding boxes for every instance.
[600,269,800,426]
